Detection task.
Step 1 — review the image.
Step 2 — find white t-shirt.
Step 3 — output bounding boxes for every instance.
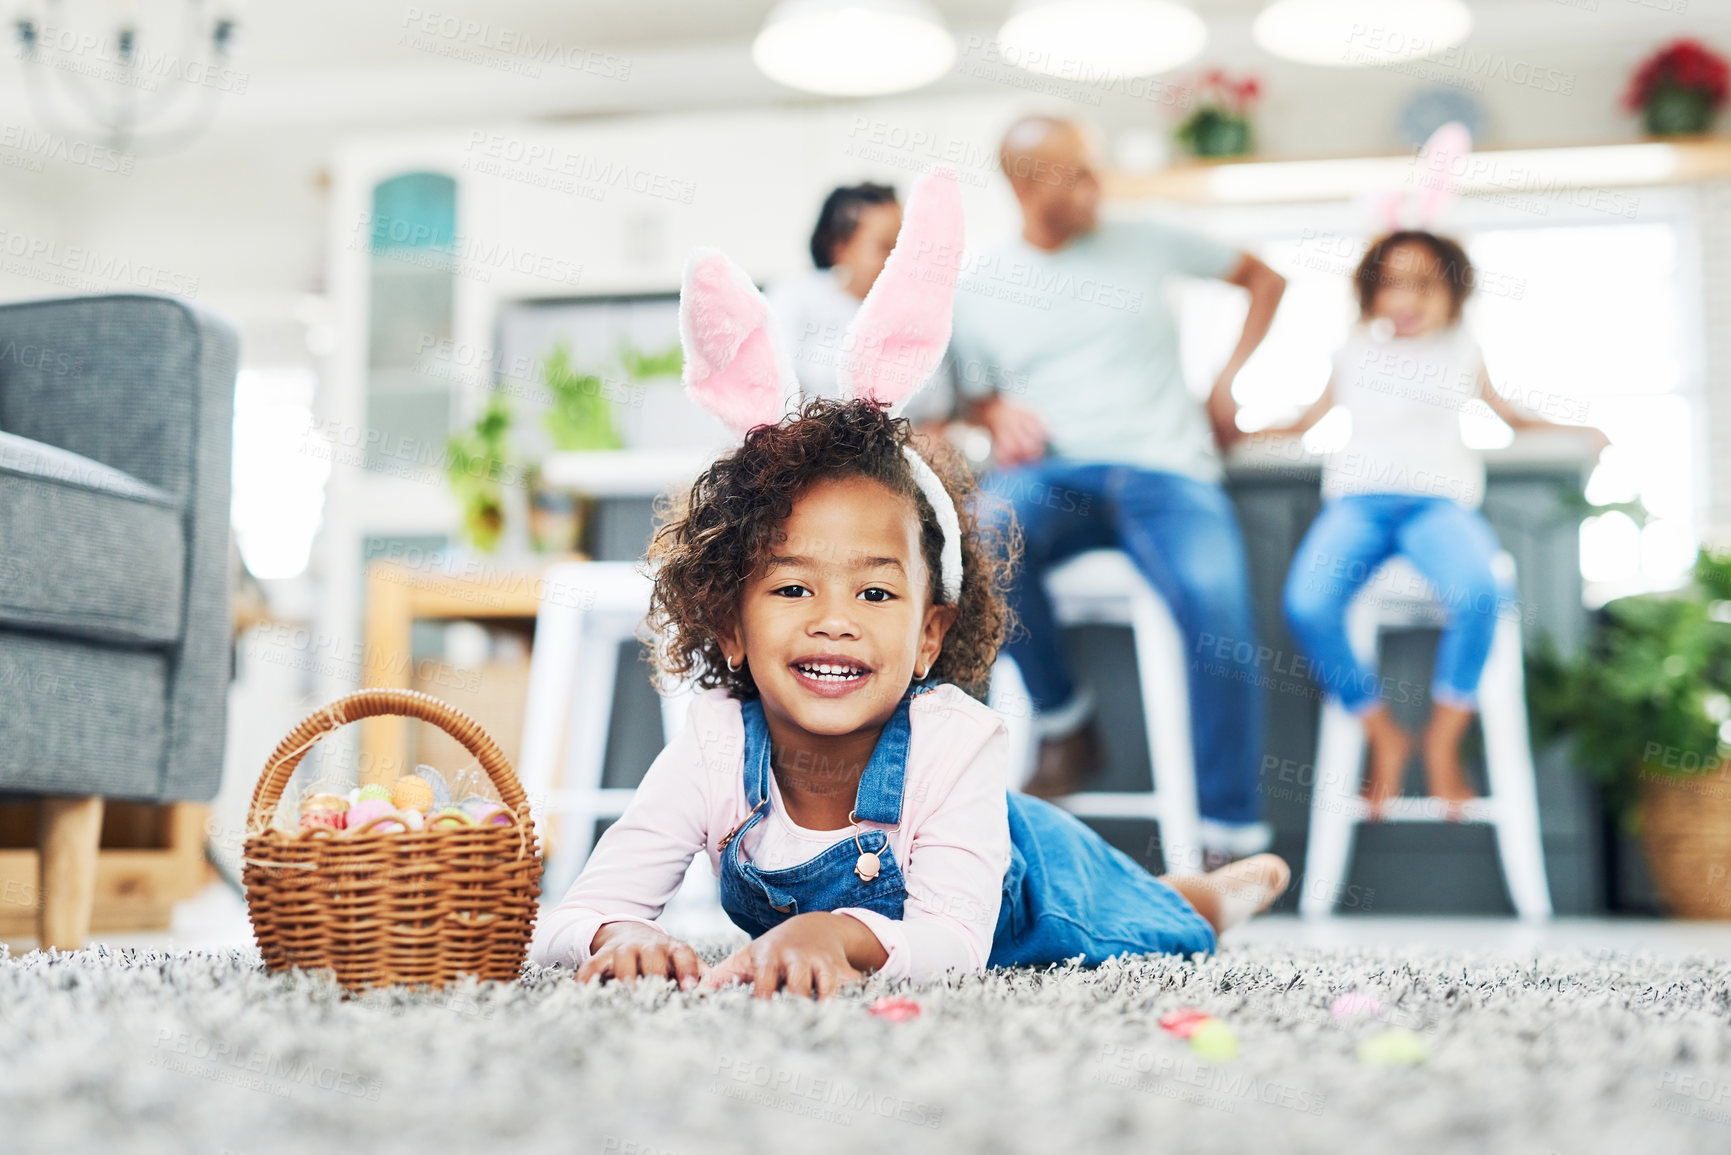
[766,268,865,402]
[1324,323,1488,508]
[767,268,955,423]
[949,219,1241,480]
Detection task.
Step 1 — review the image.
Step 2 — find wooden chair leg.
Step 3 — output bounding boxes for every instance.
[38,795,105,950]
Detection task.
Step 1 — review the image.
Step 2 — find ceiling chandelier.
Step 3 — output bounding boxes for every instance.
[13,0,243,153]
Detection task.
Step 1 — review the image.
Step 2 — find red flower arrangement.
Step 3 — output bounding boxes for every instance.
[1194,67,1262,116]
[1176,68,1263,159]
[1623,39,1729,136]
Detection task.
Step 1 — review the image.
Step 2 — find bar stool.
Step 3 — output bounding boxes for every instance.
[990,549,1204,874]
[517,560,706,905]
[1299,552,1553,919]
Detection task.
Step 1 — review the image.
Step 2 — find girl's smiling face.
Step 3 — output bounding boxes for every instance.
[1369,241,1455,338]
[724,474,956,740]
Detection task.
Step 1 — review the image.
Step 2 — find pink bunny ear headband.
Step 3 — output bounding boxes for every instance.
[1359,121,1472,233]
[678,168,966,604]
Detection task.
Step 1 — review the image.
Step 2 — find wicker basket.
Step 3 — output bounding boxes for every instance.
[242,688,541,990]
[1640,769,1731,919]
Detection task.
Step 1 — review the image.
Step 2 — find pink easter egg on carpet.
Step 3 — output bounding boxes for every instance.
[869,996,921,1022]
[1158,1008,1213,1039]
[1331,993,1384,1018]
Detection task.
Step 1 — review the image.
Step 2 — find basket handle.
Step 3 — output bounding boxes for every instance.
[246,688,527,835]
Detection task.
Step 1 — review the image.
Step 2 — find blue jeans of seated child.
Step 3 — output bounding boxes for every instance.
[1282,493,1512,715]
[978,460,1264,829]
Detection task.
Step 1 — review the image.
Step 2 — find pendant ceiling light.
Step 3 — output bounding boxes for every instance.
[1252,0,1473,68]
[753,0,958,96]
[997,0,1207,79]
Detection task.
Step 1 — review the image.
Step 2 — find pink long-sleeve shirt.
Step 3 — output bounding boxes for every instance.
[528,683,1013,983]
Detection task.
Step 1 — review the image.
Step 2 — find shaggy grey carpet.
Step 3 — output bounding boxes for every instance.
[2,936,1729,1155]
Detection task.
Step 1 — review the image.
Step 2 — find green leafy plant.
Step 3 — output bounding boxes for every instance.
[446,393,514,553]
[444,338,685,550]
[1528,548,1731,830]
[618,341,683,383]
[541,345,624,452]
[540,339,683,451]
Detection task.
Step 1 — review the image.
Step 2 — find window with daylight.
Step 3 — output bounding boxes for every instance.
[232,367,330,580]
[1169,204,1700,606]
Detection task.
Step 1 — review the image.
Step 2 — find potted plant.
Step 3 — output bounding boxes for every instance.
[541,345,627,454]
[1623,39,1729,137]
[1176,68,1261,159]
[446,394,515,554]
[1528,548,1731,917]
[528,340,683,555]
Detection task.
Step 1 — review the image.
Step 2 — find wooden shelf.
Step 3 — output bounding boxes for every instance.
[359,558,564,785]
[1105,138,1731,204]
[0,803,210,940]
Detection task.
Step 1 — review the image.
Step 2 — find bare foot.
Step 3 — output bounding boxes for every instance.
[1423,702,1479,821]
[1359,707,1411,822]
[1161,854,1292,936]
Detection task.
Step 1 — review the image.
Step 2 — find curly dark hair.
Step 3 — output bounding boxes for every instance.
[1354,229,1475,321]
[645,398,1018,702]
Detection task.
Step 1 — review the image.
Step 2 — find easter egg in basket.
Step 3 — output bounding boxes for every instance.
[345,798,402,834]
[460,798,513,827]
[391,774,436,814]
[298,793,350,831]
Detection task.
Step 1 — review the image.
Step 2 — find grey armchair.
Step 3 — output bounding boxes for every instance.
[0,294,238,947]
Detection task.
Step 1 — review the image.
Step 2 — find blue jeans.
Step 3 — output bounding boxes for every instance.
[980,461,1264,827]
[1282,494,1511,714]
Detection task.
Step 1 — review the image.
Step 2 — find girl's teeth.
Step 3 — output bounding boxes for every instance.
[800,663,863,681]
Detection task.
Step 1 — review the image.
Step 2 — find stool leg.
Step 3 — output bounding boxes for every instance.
[544,617,623,903]
[1480,616,1553,919]
[1300,598,1379,916]
[1302,702,1364,918]
[1133,588,1202,874]
[515,588,592,900]
[520,587,587,874]
[989,656,1037,794]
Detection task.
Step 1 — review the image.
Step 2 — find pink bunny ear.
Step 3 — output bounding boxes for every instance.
[679,247,797,435]
[1415,121,1472,227]
[1356,189,1406,233]
[836,169,965,413]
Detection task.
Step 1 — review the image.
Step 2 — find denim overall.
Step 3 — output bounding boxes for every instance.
[717,684,1218,967]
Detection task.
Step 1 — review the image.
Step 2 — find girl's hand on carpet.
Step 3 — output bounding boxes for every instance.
[699,913,868,1000]
[578,921,710,990]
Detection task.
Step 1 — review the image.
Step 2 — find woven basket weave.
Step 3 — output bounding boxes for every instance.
[1641,769,1731,919]
[242,689,541,990]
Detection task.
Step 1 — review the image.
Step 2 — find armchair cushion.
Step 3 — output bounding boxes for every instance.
[0,631,168,797]
[0,431,185,646]
[0,293,237,802]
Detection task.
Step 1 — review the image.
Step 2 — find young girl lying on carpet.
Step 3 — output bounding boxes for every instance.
[527,171,1290,999]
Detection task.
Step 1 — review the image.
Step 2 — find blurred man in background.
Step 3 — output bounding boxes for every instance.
[952,115,1286,867]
